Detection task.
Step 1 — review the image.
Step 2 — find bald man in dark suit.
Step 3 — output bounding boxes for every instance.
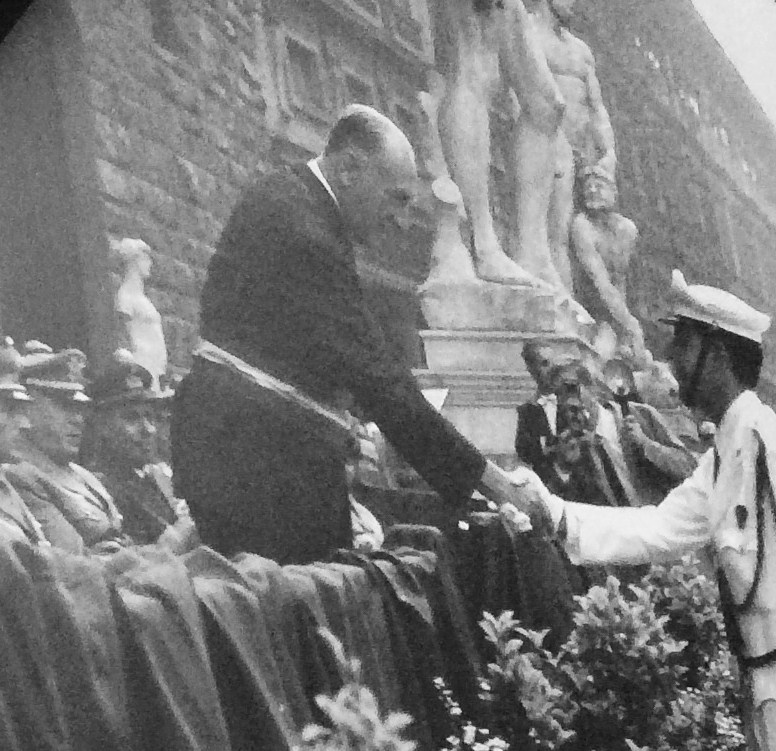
[173,105,545,564]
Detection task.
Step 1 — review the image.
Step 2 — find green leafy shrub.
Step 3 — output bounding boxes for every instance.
[434,676,509,750]
[299,555,745,751]
[298,630,417,751]
[479,611,576,750]
[478,555,746,751]
[642,553,726,686]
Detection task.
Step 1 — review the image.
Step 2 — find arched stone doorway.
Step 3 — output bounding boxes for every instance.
[0,0,113,357]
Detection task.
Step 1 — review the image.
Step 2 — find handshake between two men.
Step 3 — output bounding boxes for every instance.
[477,459,564,539]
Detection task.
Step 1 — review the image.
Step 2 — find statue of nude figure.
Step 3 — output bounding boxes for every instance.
[510,0,616,291]
[570,166,648,365]
[430,0,565,286]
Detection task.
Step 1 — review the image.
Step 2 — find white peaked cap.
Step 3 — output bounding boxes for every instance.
[664,269,771,344]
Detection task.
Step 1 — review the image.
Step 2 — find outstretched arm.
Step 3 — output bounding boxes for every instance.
[498,0,565,134]
[518,448,715,565]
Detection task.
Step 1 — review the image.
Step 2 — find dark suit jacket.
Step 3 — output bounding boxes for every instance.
[515,401,554,482]
[173,164,486,563]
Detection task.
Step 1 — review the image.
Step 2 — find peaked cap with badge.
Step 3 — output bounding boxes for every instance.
[20,341,90,403]
[662,269,771,344]
[0,337,32,404]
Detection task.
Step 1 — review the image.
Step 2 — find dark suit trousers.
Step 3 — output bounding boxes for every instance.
[172,358,352,565]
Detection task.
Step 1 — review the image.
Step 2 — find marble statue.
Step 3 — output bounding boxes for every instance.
[569,165,648,365]
[417,78,479,284]
[112,237,167,394]
[430,0,565,285]
[509,0,616,291]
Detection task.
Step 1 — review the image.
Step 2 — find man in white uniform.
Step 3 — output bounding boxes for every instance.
[516,269,776,749]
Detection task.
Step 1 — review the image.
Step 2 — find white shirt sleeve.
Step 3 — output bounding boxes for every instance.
[561,447,715,565]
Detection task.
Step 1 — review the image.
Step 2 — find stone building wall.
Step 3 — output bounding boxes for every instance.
[575,0,776,395]
[4,0,776,389]
[6,0,436,370]
[71,0,275,369]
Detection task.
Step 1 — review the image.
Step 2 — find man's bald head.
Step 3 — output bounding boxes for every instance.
[324,104,414,167]
[318,104,418,243]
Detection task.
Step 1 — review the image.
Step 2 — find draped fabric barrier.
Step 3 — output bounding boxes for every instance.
[0,507,575,750]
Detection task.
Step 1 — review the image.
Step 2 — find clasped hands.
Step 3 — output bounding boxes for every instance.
[478,460,560,538]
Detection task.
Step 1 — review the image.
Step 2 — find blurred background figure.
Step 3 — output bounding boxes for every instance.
[515,340,560,479]
[602,357,698,507]
[11,341,123,553]
[81,349,197,553]
[0,337,52,546]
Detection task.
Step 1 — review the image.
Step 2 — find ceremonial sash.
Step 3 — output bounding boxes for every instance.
[194,339,351,432]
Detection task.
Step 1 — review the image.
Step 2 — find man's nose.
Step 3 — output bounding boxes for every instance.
[142,418,157,435]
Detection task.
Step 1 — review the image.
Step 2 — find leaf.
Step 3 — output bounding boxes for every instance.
[383,712,414,733]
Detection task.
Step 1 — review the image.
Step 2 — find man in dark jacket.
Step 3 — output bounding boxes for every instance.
[515,340,559,481]
[172,105,541,564]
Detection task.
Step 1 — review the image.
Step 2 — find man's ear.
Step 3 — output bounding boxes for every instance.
[339,147,369,186]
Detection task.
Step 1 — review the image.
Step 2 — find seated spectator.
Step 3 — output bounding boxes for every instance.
[80,349,197,553]
[14,342,124,552]
[0,338,54,546]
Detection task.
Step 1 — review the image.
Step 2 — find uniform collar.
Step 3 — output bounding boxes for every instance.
[307,158,339,207]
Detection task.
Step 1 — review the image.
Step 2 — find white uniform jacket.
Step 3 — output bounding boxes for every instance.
[555,390,776,705]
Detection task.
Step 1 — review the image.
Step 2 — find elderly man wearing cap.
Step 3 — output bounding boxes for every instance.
[0,338,59,546]
[516,270,776,748]
[81,349,196,552]
[11,342,124,552]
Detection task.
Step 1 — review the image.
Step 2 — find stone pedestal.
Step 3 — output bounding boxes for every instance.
[415,330,596,458]
[415,276,597,458]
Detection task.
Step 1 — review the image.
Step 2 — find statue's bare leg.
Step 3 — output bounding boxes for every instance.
[508,119,565,289]
[437,65,539,285]
[547,134,575,291]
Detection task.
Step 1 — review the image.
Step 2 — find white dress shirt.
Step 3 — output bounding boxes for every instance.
[536,393,557,436]
[307,158,339,207]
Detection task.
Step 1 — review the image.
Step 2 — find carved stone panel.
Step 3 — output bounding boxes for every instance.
[341,68,380,107]
[281,31,329,120]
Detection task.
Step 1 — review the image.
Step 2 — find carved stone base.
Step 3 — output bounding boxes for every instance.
[419,276,595,338]
[415,330,597,457]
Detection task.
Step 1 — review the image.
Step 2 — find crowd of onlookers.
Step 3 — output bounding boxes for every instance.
[515,340,706,505]
[0,338,196,555]
[343,340,715,579]
[511,340,714,588]
[0,329,712,569]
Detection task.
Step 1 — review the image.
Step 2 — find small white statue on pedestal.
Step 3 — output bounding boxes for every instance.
[112,237,167,394]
